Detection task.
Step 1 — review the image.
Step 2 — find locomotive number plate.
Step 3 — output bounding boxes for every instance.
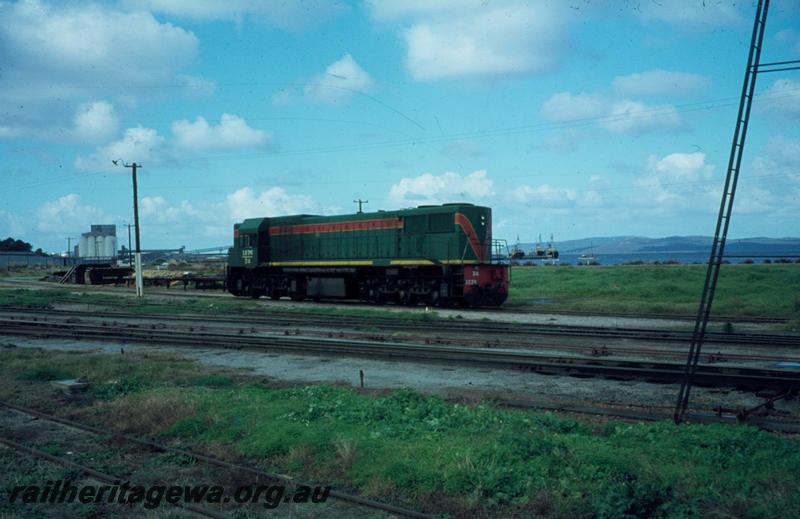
[242,248,254,264]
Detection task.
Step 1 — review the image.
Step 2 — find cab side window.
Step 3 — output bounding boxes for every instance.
[429,213,453,233]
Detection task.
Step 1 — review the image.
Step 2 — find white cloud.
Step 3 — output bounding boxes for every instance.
[73,101,118,142]
[227,187,316,222]
[775,29,800,56]
[366,0,472,20]
[0,0,198,140]
[303,54,374,104]
[532,131,582,154]
[388,170,493,206]
[647,152,714,182]
[36,194,111,233]
[541,92,606,122]
[637,152,716,208]
[764,134,800,165]
[125,0,346,28]
[140,196,211,224]
[541,93,681,133]
[612,69,711,97]
[172,114,271,150]
[0,127,25,139]
[742,135,800,215]
[510,184,601,208]
[135,196,227,241]
[368,1,571,81]
[176,74,217,98]
[76,113,273,170]
[0,1,197,84]
[732,183,775,214]
[140,189,337,241]
[0,209,28,237]
[271,90,294,107]
[601,101,681,133]
[75,126,166,171]
[758,78,800,117]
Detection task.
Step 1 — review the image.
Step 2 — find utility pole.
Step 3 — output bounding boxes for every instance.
[125,224,133,267]
[65,237,75,267]
[354,199,368,213]
[113,160,144,297]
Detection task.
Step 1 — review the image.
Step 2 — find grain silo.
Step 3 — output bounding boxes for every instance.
[78,225,118,258]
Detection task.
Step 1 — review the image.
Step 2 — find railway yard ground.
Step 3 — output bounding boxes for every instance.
[1,264,799,518]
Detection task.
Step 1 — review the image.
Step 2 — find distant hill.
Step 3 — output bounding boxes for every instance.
[510,236,800,255]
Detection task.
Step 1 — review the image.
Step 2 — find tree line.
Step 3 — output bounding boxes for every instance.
[1,237,43,254]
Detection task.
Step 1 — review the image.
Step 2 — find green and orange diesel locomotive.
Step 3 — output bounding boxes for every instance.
[227,203,508,306]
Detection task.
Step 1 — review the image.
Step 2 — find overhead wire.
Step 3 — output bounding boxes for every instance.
[5,84,800,191]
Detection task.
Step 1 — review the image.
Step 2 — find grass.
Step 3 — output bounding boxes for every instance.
[2,262,798,322]
[0,265,55,278]
[508,263,800,319]
[1,347,798,518]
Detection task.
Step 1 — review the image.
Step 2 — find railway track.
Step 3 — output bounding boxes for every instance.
[2,316,799,391]
[0,307,794,365]
[0,438,233,519]
[498,307,789,324]
[0,401,432,518]
[1,306,798,348]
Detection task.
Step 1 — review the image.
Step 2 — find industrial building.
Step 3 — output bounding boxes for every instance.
[78,225,117,258]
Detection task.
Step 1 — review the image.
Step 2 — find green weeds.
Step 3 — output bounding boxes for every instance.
[2,348,799,517]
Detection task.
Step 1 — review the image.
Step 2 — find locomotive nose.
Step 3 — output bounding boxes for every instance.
[462,265,509,306]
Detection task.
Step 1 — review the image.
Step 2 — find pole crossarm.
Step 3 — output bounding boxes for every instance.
[754,59,800,73]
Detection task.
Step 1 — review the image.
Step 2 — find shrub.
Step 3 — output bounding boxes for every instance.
[18,366,73,381]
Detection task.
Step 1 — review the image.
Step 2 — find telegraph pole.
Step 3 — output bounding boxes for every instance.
[125,224,133,266]
[113,160,144,297]
[354,199,368,213]
[65,237,75,267]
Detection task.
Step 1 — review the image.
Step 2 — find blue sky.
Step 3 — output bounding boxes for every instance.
[1,0,799,253]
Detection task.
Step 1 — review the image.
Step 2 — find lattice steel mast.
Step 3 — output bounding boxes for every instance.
[674,0,770,424]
